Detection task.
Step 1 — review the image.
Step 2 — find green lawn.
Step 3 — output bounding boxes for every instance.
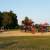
[0,36,50,50]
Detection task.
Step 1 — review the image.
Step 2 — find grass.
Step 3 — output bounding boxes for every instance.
[0,36,50,50]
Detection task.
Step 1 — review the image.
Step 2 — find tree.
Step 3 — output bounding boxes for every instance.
[0,11,3,28]
[22,16,33,32]
[8,11,18,29]
[35,24,40,32]
[1,11,18,29]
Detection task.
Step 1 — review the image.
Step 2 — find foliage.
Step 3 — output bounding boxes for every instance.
[22,16,33,25]
[0,11,3,28]
[0,11,18,29]
[21,16,34,32]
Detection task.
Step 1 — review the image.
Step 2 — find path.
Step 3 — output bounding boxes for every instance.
[0,30,50,37]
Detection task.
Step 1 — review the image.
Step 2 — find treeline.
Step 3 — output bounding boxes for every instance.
[21,17,49,32]
[0,10,49,31]
[0,11,19,29]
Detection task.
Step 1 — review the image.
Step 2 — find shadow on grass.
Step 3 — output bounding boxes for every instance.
[0,36,50,50]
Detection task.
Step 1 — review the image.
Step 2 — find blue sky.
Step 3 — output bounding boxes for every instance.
[0,0,50,25]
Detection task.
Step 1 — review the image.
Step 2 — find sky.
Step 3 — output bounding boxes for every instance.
[0,0,50,25]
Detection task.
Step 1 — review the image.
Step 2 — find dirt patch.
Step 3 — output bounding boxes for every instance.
[0,30,50,37]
